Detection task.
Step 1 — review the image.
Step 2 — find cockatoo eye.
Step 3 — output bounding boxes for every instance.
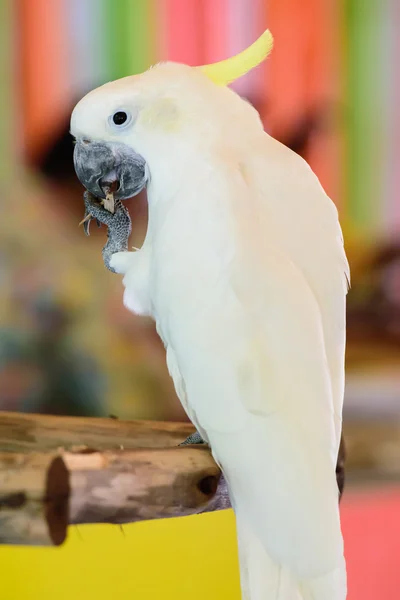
[113,111,128,125]
[109,110,133,130]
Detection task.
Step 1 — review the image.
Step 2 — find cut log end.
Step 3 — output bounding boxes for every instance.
[45,456,69,546]
[0,453,69,546]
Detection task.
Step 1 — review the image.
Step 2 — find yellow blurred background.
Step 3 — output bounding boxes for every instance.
[0,1,399,599]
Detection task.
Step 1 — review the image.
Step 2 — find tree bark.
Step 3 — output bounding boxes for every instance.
[0,411,194,452]
[65,446,220,524]
[0,445,220,546]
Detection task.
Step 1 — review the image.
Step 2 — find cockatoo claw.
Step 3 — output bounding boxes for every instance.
[179,431,206,446]
[81,190,132,273]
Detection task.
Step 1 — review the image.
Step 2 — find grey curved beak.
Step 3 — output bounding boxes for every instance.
[73,139,148,200]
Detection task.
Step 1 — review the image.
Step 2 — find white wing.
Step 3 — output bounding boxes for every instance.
[168,236,343,577]
[248,134,349,457]
[152,141,348,578]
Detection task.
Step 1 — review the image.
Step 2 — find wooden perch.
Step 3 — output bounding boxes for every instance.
[0,412,228,546]
[65,446,220,524]
[0,411,350,547]
[0,411,194,453]
[0,446,221,546]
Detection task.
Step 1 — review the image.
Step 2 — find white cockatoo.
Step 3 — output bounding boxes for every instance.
[71,30,349,600]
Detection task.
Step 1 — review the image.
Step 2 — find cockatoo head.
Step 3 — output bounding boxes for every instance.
[71,30,273,201]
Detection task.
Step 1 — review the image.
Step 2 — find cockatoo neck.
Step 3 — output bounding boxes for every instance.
[145,144,214,206]
[141,147,218,249]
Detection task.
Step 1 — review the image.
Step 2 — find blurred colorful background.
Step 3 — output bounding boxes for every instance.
[0,1,399,599]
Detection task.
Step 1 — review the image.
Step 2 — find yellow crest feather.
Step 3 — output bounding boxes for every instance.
[198,29,273,86]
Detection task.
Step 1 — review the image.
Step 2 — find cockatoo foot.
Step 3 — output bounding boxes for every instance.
[179,431,206,446]
[81,191,132,273]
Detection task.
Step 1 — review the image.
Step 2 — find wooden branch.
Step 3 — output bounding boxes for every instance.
[0,412,353,547]
[65,446,220,524]
[0,411,194,452]
[0,445,221,546]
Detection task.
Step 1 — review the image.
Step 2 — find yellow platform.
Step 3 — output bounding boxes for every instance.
[0,510,240,600]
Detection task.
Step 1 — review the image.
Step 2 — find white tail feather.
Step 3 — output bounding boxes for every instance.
[237,514,301,600]
[236,514,346,600]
